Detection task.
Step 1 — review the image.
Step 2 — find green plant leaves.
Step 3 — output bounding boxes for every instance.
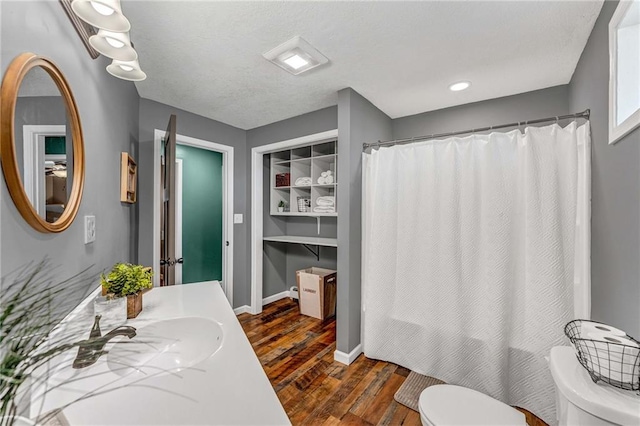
[100,263,153,298]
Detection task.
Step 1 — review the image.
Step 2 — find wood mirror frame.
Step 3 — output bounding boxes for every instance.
[0,53,85,233]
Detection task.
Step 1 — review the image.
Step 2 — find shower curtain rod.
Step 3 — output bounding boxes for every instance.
[362,109,590,150]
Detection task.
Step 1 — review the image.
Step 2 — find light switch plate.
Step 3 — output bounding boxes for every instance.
[234,214,243,224]
[84,215,96,244]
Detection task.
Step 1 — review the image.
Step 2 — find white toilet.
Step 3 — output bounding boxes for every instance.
[418,384,526,425]
[418,346,640,426]
[549,345,640,425]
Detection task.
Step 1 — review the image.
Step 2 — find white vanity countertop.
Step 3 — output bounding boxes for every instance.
[31,282,290,425]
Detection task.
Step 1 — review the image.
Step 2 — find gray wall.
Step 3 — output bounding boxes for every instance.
[137,99,248,307]
[1,1,139,301]
[569,0,640,337]
[337,88,392,354]
[262,154,288,298]
[392,85,569,139]
[247,107,339,301]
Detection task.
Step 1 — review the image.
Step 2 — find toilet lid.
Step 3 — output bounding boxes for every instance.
[419,384,526,425]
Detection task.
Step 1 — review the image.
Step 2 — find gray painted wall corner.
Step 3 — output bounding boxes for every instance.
[568,0,640,337]
[337,88,392,354]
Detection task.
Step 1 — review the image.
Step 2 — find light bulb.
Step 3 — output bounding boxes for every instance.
[449,81,471,92]
[105,36,125,48]
[90,1,115,16]
[119,64,134,72]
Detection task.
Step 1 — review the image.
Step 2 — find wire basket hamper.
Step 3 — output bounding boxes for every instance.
[297,196,311,213]
[565,319,640,391]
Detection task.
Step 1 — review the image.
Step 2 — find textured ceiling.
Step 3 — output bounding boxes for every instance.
[124,1,603,130]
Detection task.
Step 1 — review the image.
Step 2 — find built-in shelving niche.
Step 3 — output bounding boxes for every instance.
[270,140,337,217]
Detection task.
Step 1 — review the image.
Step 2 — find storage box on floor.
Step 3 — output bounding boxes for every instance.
[296,267,337,320]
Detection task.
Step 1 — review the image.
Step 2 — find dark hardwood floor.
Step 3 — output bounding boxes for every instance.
[238,298,546,426]
[238,298,418,425]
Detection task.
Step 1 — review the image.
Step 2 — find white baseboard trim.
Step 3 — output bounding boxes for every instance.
[262,290,290,306]
[334,344,363,365]
[233,305,251,315]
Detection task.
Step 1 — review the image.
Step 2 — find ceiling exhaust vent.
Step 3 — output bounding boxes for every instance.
[263,36,329,75]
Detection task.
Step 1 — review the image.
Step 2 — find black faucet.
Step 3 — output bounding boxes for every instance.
[72,315,137,369]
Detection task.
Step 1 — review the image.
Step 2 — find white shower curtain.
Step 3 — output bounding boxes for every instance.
[362,123,590,423]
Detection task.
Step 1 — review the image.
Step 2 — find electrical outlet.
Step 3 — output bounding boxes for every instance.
[234,214,243,224]
[84,215,96,244]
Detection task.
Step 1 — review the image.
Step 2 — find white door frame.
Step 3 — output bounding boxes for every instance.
[175,158,183,285]
[153,129,234,306]
[250,129,338,315]
[22,125,66,217]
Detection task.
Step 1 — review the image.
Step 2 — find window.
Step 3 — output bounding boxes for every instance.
[609,0,640,144]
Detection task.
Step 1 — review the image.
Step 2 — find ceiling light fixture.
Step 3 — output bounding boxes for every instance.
[449,81,471,92]
[263,36,329,75]
[89,30,138,61]
[106,37,125,48]
[283,54,309,70]
[90,1,114,16]
[106,59,147,81]
[71,0,131,32]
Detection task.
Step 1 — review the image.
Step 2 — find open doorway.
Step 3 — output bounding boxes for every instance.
[250,129,338,315]
[21,125,70,222]
[153,128,234,305]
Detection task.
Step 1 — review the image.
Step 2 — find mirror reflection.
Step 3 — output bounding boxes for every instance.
[15,66,73,223]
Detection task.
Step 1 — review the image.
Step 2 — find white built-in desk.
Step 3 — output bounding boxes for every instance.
[263,235,337,259]
[263,235,337,247]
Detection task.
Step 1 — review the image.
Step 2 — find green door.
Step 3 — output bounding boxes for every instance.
[176,144,223,283]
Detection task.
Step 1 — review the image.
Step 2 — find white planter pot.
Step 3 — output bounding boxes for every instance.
[93,295,127,329]
[278,207,284,212]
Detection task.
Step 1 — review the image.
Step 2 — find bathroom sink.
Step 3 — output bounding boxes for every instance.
[106,317,224,377]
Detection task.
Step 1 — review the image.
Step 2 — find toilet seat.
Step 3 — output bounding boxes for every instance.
[418,384,526,426]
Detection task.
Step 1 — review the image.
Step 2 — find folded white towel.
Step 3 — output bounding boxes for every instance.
[325,175,334,184]
[313,206,335,213]
[317,195,335,202]
[326,170,332,175]
[317,177,326,185]
[321,171,328,178]
[295,177,312,186]
[316,196,335,206]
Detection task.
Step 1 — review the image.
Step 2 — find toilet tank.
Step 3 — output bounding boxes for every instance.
[549,346,640,426]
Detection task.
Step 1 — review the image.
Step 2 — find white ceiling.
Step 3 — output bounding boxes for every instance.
[124,1,603,130]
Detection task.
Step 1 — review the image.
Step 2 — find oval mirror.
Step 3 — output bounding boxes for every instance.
[1,53,85,233]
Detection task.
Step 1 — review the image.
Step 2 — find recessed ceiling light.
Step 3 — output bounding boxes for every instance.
[283,54,309,70]
[263,36,329,75]
[449,81,471,92]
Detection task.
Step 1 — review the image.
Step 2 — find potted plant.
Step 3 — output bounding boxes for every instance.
[278,200,286,212]
[1,261,99,425]
[101,263,153,319]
